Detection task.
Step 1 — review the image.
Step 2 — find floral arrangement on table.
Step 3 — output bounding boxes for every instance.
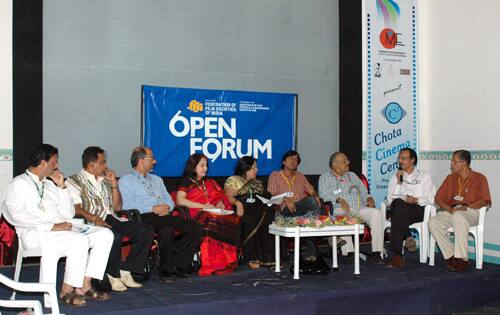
[274,213,364,228]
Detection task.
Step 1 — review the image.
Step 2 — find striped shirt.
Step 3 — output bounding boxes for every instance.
[66,169,118,220]
[267,170,314,208]
[318,171,369,212]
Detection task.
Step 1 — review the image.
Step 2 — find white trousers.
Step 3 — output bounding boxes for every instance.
[39,226,113,288]
[339,207,385,255]
[428,209,479,260]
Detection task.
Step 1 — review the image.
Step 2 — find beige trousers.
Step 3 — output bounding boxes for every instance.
[428,209,479,260]
[338,207,385,255]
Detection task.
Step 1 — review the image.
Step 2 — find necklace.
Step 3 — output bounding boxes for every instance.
[191,178,209,203]
[26,172,45,212]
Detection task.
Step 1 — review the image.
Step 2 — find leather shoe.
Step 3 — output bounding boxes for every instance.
[159,272,175,282]
[120,271,142,288]
[174,268,189,278]
[107,274,127,292]
[368,252,385,265]
[387,255,406,268]
[448,258,469,272]
[445,256,456,270]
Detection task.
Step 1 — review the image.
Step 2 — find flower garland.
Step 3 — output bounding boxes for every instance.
[274,213,364,228]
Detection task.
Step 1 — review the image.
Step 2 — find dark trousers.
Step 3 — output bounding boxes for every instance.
[389,198,425,256]
[141,213,203,273]
[105,215,155,277]
[281,196,321,217]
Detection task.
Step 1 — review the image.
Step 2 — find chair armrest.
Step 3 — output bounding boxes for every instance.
[172,206,191,220]
[422,204,435,224]
[0,273,57,294]
[380,202,388,220]
[477,206,489,229]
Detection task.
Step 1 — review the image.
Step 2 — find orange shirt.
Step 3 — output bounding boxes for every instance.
[436,170,491,207]
[267,170,314,205]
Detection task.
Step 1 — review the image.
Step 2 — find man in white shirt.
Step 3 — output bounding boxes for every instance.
[386,148,436,268]
[66,146,154,292]
[1,144,113,307]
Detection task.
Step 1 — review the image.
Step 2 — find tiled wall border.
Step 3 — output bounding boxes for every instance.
[362,150,500,161]
[0,149,13,162]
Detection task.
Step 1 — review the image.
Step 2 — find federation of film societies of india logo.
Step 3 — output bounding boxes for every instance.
[187,100,203,113]
[379,28,398,49]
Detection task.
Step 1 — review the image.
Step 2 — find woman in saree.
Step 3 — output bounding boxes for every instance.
[224,156,275,269]
[176,153,240,276]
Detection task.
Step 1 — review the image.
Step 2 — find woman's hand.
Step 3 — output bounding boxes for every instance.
[235,201,244,217]
[216,201,226,210]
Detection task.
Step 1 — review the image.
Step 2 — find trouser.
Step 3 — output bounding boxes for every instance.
[105,215,155,277]
[39,226,114,288]
[282,196,321,258]
[389,198,425,256]
[339,207,385,255]
[141,213,203,273]
[428,208,479,260]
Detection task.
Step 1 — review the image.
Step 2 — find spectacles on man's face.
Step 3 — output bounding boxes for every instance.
[335,159,350,164]
[451,159,464,164]
[143,156,155,161]
[93,160,107,165]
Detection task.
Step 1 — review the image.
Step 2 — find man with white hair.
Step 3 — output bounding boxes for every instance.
[319,151,384,264]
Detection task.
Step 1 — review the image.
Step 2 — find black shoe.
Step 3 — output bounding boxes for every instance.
[159,272,175,282]
[174,268,189,278]
[368,252,385,265]
[341,253,354,265]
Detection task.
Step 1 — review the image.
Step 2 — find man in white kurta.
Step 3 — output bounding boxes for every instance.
[1,144,113,306]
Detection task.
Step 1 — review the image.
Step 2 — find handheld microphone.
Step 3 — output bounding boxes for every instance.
[398,166,403,183]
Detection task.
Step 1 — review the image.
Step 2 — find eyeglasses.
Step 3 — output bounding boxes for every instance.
[335,159,350,164]
[451,159,464,164]
[93,160,107,165]
[143,157,155,160]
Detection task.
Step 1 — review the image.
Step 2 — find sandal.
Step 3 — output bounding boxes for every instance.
[248,260,261,269]
[60,291,87,307]
[83,287,111,301]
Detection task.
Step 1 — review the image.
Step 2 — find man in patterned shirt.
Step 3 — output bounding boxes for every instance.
[319,152,384,264]
[66,146,154,292]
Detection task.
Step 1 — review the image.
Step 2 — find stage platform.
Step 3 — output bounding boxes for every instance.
[2,251,500,315]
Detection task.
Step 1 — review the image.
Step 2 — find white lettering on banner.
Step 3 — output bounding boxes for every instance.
[171,110,272,162]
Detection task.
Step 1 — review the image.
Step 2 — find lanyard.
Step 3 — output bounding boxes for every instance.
[136,172,162,201]
[280,171,295,191]
[25,172,45,211]
[191,178,209,203]
[458,173,470,196]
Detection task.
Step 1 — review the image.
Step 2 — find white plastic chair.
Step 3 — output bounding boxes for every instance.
[3,208,84,306]
[381,201,434,263]
[428,206,488,269]
[0,272,62,315]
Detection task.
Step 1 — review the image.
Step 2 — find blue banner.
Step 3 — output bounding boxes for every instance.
[143,85,296,177]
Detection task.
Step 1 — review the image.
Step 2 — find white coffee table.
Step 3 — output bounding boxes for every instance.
[268,223,365,280]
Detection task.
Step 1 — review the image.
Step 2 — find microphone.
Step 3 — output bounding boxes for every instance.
[398,166,403,183]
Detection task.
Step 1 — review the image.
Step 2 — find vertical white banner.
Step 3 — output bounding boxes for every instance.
[363,0,418,205]
[0,0,13,193]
